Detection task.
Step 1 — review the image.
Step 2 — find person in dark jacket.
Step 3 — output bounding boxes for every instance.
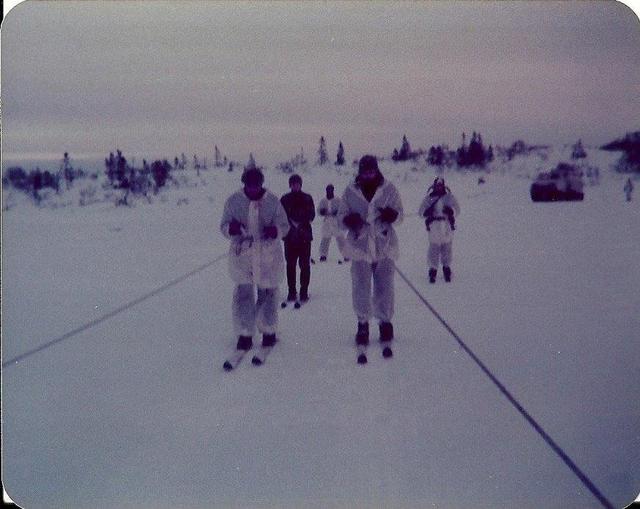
[280,174,316,303]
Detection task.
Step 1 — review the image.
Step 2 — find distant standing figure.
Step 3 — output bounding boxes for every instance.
[339,155,403,361]
[419,177,460,283]
[317,184,347,263]
[220,166,290,353]
[624,178,634,202]
[280,174,316,304]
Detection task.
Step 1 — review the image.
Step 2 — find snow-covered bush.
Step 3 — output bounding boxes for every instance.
[601,131,640,174]
[79,184,99,206]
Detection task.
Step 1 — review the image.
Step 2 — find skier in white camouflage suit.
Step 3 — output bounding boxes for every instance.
[338,155,403,354]
[317,184,347,263]
[418,177,460,283]
[220,165,290,352]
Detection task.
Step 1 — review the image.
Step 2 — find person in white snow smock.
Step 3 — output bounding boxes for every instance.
[220,165,290,352]
[339,155,403,360]
[317,184,347,263]
[418,177,460,283]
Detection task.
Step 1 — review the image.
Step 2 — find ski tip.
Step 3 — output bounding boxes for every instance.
[357,353,368,365]
[223,361,233,371]
[251,356,263,366]
[294,301,301,309]
[280,302,287,309]
[382,347,393,359]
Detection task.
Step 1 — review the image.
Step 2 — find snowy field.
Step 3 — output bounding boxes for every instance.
[2,148,639,509]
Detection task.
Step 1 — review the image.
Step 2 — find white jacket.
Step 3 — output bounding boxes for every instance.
[338,179,403,263]
[220,189,290,288]
[418,192,460,245]
[317,197,344,238]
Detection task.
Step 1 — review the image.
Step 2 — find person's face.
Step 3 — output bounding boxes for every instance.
[244,183,263,199]
[290,182,302,192]
[359,167,378,183]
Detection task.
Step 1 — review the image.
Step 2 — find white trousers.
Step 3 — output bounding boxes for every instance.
[232,284,278,337]
[319,235,346,258]
[351,258,395,324]
[428,242,453,268]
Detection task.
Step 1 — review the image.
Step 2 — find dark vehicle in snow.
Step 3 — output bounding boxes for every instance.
[530,163,584,202]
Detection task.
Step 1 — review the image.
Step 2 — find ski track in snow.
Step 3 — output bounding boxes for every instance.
[2,148,639,509]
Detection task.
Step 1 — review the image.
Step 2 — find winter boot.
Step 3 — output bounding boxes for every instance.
[428,268,437,284]
[355,322,369,346]
[300,288,309,303]
[379,322,394,343]
[236,335,253,351]
[287,290,297,302]
[262,333,277,348]
[443,266,452,283]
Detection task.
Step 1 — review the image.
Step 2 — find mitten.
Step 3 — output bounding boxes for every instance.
[228,219,243,236]
[263,225,278,239]
[343,212,364,231]
[378,207,399,223]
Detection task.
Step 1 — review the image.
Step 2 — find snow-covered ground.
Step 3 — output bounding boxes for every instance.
[2,148,639,509]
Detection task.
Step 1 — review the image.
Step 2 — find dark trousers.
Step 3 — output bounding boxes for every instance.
[284,241,311,295]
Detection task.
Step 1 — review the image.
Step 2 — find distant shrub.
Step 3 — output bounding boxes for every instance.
[3,166,60,202]
[571,139,587,159]
[4,167,29,190]
[392,135,422,162]
[277,148,307,174]
[498,140,549,161]
[602,131,640,174]
[151,159,171,191]
[79,184,99,206]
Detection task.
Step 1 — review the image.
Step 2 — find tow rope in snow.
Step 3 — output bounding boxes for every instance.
[2,253,229,370]
[393,263,614,509]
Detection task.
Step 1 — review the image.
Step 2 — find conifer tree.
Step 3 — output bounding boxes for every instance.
[399,135,411,160]
[318,136,328,165]
[61,152,74,189]
[336,141,345,166]
[247,153,257,170]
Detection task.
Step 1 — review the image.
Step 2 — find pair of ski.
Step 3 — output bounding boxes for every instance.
[357,342,393,365]
[223,345,273,371]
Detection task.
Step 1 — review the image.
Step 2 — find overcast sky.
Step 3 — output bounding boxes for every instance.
[2,1,640,165]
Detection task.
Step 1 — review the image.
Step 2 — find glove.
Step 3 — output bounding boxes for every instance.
[343,212,364,231]
[378,207,399,223]
[319,208,327,216]
[228,219,243,236]
[263,225,278,239]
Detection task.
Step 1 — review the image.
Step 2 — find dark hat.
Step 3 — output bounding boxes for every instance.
[358,155,379,174]
[241,167,264,187]
[289,174,302,186]
[326,184,334,191]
